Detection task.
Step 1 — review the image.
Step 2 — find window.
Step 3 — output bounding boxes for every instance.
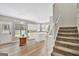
[41,24,49,32]
[2,24,10,34]
[15,24,20,37]
[28,24,40,32]
[28,24,49,32]
[15,24,28,37]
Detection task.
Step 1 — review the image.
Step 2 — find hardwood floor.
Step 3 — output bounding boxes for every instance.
[0,40,47,56]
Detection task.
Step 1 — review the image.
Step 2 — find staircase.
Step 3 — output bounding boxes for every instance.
[51,27,79,56]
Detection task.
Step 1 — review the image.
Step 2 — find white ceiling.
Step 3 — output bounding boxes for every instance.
[0,3,53,23]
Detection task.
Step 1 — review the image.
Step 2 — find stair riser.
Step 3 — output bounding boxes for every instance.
[58,30,78,33]
[53,48,78,56]
[58,34,78,37]
[56,38,79,44]
[55,42,79,51]
[60,27,77,29]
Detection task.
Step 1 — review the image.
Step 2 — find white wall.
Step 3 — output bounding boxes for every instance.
[77,19,79,33]
[77,8,79,33]
[47,5,54,55]
[0,21,12,44]
[53,3,77,27]
[0,15,21,44]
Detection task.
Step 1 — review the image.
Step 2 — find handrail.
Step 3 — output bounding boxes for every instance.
[54,16,60,39]
[55,16,60,25]
[48,16,60,34]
